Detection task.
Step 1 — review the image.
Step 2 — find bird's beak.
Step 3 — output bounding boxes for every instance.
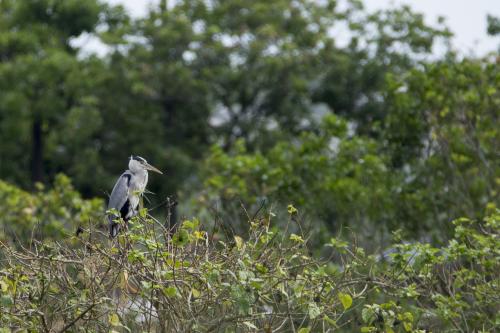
[145,163,163,174]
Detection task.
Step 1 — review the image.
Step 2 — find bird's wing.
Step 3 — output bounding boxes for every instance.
[107,171,132,212]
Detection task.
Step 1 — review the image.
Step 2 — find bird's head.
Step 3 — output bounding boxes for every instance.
[129,155,163,174]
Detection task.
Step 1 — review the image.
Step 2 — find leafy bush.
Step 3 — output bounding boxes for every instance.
[0,174,103,244]
[0,204,497,332]
[201,115,396,244]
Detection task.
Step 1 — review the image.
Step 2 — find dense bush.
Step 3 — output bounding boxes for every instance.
[0,174,103,245]
[201,115,394,240]
[0,201,497,332]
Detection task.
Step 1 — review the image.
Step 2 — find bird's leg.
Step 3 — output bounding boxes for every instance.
[124,218,130,232]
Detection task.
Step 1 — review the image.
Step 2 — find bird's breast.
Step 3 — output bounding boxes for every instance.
[128,171,148,202]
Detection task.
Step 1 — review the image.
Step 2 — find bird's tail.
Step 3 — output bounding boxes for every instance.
[110,223,119,238]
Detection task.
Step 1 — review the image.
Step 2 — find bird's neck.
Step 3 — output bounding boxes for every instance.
[129,168,147,176]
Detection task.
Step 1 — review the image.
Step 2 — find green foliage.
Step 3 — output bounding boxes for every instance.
[0,174,103,243]
[201,114,397,240]
[487,15,500,36]
[0,4,498,331]
[200,53,500,241]
[0,0,457,208]
[363,211,500,332]
[0,0,115,194]
[315,3,451,134]
[383,57,500,236]
[0,206,497,332]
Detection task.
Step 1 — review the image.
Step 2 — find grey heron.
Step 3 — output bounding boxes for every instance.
[108,156,162,238]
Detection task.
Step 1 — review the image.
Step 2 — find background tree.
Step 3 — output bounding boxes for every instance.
[314,4,451,136]
[0,0,103,186]
[383,57,499,237]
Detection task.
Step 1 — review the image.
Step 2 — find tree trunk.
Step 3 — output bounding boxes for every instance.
[159,0,167,13]
[31,117,43,184]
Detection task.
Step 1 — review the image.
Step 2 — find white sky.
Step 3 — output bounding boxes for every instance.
[364,0,500,55]
[96,0,500,56]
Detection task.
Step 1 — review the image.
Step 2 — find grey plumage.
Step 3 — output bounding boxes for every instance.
[108,156,162,238]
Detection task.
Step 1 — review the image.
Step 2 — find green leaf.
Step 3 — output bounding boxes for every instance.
[326,237,349,250]
[298,328,311,333]
[0,280,8,293]
[182,219,199,230]
[290,233,304,243]
[138,208,147,218]
[172,229,189,246]
[287,204,298,214]
[362,307,376,324]
[338,292,352,310]
[191,288,200,298]
[234,235,244,250]
[255,262,268,273]
[108,313,120,326]
[323,314,337,326]
[164,286,177,297]
[249,278,263,290]
[0,295,12,307]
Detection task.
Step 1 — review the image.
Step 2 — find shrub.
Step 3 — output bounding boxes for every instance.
[0,174,103,245]
[0,206,498,332]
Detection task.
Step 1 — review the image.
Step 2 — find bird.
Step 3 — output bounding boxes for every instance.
[108,155,162,238]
